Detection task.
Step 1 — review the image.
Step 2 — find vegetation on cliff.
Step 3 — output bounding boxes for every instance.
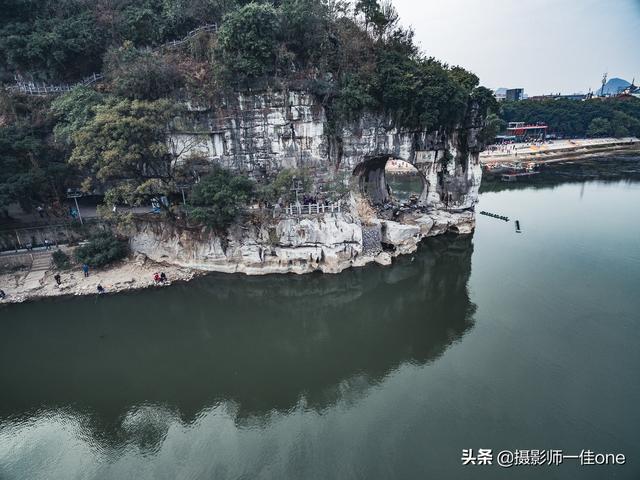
[188,167,255,230]
[0,0,495,225]
[74,232,129,268]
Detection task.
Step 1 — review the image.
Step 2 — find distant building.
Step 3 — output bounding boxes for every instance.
[528,93,589,101]
[506,88,524,101]
[494,88,507,102]
[506,122,548,141]
[599,77,631,97]
[620,80,639,98]
[494,87,525,102]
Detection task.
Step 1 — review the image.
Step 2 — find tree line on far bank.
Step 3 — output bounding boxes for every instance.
[498,97,640,139]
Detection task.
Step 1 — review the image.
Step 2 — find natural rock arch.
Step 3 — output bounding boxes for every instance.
[351,155,429,207]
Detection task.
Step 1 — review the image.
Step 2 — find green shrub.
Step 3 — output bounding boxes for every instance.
[104,44,184,100]
[188,166,255,230]
[74,232,129,268]
[216,3,280,80]
[52,250,72,270]
[259,168,312,204]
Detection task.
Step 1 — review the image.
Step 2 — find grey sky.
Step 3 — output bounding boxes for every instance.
[392,0,640,95]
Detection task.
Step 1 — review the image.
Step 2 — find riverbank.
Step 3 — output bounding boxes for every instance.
[0,253,201,305]
[480,137,640,164]
[1,209,475,305]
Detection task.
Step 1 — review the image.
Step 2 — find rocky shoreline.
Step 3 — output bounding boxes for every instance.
[130,209,475,275]
[0,254,203,305]
[0,209,474,305]
[2,85,488,305]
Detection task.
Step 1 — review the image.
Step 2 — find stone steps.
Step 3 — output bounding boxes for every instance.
[30,253,52,272]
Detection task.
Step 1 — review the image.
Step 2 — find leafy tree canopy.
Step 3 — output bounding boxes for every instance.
[104,43,184,100]
[74,232,129,268]
[188,166,255,230]
[50,86,105,144]
[0,121,70,212]
[69,98,180,202]
[587,117,612,138]
[259,168,312,204]
[216,3,281,80]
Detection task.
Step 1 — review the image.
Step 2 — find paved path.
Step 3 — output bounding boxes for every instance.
[2,203,152,229]
[1,245,62,258]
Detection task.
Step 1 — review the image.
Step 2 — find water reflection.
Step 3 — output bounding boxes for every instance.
[0,234,476,452]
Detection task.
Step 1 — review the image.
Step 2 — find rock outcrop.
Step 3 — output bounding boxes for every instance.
[130,89,485,274]
[171,89,484,212]
[131,210,476,275]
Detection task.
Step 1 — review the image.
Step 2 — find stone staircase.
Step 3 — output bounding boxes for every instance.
[21,251,52,290]
[31,252,53,271]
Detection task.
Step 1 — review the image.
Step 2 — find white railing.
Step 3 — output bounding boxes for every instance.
[284,201,342,216]
[163,24,218,49]
[9,73,104,96]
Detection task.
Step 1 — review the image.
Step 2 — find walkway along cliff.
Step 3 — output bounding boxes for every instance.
[129,89,487,275]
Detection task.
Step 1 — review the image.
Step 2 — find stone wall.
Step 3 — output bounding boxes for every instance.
[0,252,32,271]
[0,225,78,252]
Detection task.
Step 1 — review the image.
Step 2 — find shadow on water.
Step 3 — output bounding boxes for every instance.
[0,234,476,451]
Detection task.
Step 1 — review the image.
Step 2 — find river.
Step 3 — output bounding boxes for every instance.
[1,176,639,479]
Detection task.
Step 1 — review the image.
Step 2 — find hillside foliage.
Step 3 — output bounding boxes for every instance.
[0,0,498,223]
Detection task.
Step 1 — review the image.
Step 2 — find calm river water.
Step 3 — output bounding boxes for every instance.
[1,178,639,479]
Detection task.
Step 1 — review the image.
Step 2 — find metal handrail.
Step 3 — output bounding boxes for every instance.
[283,202,343,216]
[8,73,104,96]
[163,24,218,49]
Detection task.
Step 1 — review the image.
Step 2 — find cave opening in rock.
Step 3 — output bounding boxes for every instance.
[385,160,425,204]
[352,157,427,208]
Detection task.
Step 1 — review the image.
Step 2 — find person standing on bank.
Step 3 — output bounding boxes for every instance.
[54,274,61,286]
[82,264,89,277]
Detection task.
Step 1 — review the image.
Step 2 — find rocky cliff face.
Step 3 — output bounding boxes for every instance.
[172,90,484,210]
[131,89,485,274]
[130,209,475,275]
